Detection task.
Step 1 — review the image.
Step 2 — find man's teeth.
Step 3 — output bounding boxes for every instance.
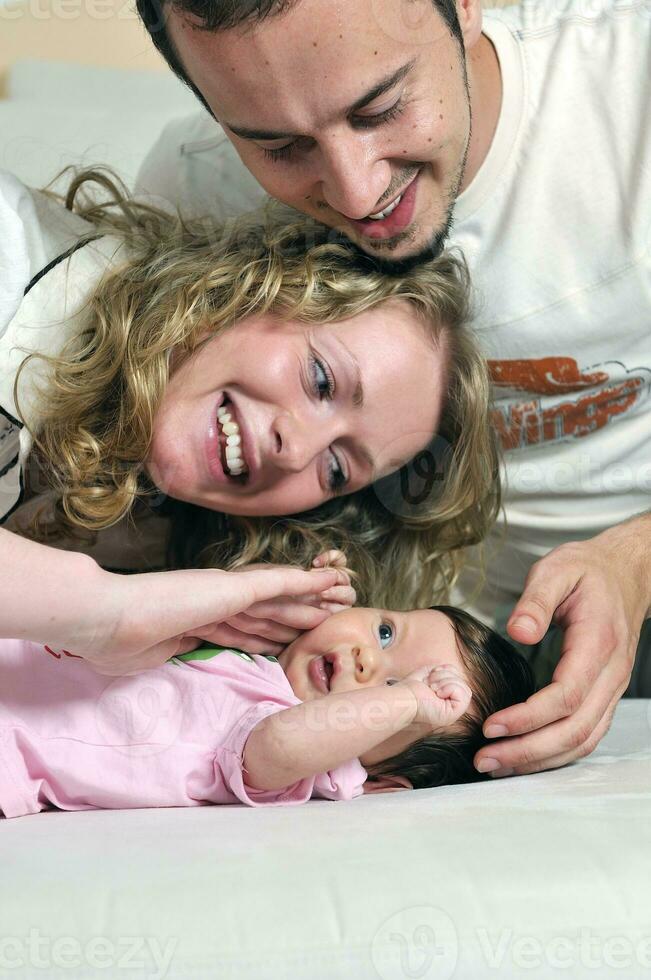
[368,194,403,221]
[217,405,247,476]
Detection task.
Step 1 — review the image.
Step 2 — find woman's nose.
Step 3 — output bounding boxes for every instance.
[273,413,324,473]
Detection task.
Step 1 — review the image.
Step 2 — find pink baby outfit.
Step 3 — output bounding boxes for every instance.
[0,641,367,818]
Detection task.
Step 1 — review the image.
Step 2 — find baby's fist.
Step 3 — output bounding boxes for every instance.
[402,664,472,730]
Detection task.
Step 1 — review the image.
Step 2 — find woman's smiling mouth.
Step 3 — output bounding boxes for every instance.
[217,398,248,477]
[206,392,259,487]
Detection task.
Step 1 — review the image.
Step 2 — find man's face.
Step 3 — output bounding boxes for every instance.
[168,0,476,268]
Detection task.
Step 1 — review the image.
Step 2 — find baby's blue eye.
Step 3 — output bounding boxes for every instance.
[378,622,394,648]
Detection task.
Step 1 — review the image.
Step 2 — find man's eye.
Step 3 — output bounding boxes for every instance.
[310,355,335,401]
[353,100,406,130]
[378,622,394,648]
[262,142,297,162]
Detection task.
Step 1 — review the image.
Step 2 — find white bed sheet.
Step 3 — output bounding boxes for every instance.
[1,699,649,980]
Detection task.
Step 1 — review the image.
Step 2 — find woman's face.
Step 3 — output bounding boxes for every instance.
[146,299,448,516]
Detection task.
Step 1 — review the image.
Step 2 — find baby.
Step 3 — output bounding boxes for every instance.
[0,602,535,817]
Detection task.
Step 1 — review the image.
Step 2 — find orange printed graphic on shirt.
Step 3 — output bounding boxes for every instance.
[489,357,609,394]
[488,357,646,450]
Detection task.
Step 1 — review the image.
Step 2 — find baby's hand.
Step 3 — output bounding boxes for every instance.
[401,664,473,730]
[311,550,355,613]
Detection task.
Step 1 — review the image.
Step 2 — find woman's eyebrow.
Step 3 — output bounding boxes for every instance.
[333,337,364,409]
[225,59,417,141]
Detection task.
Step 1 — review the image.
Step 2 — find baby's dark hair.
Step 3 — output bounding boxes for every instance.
[365,605,537,790]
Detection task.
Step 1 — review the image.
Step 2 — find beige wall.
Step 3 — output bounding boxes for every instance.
[0,0,516,93]
[0,0,166,91]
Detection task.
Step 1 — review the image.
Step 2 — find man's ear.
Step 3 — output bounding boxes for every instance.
[362,775,412,795]
[457,0,483,51]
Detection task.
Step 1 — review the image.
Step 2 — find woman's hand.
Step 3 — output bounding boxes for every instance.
[68,564,343,676]
[211,549,356,655]
[401,664,473,730]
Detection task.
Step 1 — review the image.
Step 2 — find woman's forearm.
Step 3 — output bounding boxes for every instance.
[243,684,418,791]
[0,528,113,646]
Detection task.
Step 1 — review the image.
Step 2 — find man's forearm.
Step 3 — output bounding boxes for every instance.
[0,528,111,646]
[243,684,418,791]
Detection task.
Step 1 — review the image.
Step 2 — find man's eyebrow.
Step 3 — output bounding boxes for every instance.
[349,59,416,115]
[225,59,416,141]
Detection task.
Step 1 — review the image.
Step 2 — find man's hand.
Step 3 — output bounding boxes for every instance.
[475,514,651,778]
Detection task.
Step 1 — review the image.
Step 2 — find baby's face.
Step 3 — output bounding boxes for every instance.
[278,607,467,701]
[278,607,469,766]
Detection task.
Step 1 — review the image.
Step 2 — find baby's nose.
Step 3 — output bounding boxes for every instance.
[353,645,377,682]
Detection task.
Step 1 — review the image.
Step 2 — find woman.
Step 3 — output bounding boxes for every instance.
[0,168,498,674]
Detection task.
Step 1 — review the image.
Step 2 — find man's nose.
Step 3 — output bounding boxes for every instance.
[318,135,391,221]
[272,413,325,473]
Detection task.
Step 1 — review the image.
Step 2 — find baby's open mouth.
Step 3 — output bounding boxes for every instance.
[310,655,335,693]
[217,397,249,481]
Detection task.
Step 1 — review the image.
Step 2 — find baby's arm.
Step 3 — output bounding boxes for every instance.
[243,666,471,791]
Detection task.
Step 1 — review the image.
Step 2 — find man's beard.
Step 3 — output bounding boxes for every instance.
[337,140,468,276]
[350,201,456,276]
[342,60,473,276]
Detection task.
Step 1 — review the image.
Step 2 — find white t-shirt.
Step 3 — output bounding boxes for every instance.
[0,172,125,523]
[0,172,168,574]
[135,0,651,622]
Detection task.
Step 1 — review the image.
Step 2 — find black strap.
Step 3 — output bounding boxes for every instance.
[23,234,104,297]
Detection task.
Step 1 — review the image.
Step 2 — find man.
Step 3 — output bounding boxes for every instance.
[134,0,651,778]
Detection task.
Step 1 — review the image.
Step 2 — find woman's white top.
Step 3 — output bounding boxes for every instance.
[0,170,124,524]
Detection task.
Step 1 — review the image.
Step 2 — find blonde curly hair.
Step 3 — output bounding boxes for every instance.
[17,168,499,608]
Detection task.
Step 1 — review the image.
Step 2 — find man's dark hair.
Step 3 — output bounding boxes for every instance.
[136,0,464,108]
[365,605,537,790]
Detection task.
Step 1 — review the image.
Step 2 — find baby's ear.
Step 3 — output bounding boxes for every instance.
[362,775,412,795]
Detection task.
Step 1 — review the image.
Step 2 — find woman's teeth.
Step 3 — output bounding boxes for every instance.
[368,194,403,221]
[217,404,248,477]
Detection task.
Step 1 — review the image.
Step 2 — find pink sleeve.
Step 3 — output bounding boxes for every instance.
[215,702,367,807]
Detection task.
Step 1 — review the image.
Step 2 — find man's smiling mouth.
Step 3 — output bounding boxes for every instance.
[367,192,404,221]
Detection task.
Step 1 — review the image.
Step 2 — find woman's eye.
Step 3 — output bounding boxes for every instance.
[310,355,335,401]
[386,677,399,686]
[327,453,348,495]
[378,622,394,649]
